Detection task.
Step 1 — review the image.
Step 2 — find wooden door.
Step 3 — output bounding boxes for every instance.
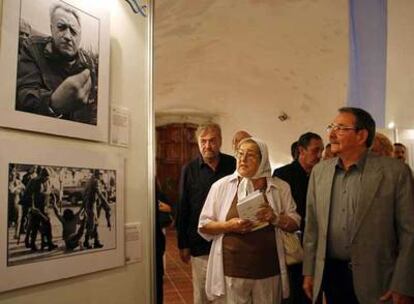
[156,123,199,205]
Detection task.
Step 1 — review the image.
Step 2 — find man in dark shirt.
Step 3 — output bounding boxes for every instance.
[273,132,324,304]
[176,123,236,304]
[16,4,98,124]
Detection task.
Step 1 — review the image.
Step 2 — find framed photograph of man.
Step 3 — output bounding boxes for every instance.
[0,140,124,292]
[0,0,110,142]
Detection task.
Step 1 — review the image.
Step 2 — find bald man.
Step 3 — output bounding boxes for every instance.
[232,130,251,152]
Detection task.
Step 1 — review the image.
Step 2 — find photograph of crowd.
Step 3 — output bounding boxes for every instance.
[7,163,116,266]
[16,0,100,125]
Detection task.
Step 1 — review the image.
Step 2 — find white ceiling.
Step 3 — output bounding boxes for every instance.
[154,0,348,163]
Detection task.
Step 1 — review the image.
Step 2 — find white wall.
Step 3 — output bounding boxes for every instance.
[155,0,348,167]
[387,0,414,130]
[386,0,414,167]
[0,1,152,303]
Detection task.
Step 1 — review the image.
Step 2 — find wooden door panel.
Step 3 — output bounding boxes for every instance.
[156,123,199,207]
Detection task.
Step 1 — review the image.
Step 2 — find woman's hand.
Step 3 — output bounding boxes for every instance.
[226,218,254,234]
[256,205,276,224]
[199,218,254,235]
[273,213,299,232]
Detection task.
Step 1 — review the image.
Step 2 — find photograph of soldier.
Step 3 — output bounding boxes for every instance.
[8,167,26,240]
[82,169,109,249]
[15,0,100,125]
[24,167,58,252]
[7,164,116,266]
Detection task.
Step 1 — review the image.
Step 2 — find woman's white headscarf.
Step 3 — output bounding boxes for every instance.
[236,137,272,200]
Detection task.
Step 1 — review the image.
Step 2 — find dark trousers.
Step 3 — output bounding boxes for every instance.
[322,259,359,304]
[282,263,313,304]
[156,249,164,304]
[30,212,53,249]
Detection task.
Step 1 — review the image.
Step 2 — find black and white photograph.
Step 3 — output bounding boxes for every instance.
[0,0,110,141]
[0,141,124,292]
[7,164,116,266]
[16,0,100,125]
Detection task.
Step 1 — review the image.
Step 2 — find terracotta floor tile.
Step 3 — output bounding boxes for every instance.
[164,229,194,304]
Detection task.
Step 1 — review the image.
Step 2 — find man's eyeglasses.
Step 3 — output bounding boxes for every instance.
[235,150,259,161]
[326,124,358,133]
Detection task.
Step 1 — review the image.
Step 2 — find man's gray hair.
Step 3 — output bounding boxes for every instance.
[195,123,222,140]
[50,3,81,26]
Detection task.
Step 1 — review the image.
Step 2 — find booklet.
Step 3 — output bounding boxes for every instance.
[237,190,269,231]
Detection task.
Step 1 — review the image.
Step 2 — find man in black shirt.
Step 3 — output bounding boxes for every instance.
[273,132,324,304]
[177,123,236,304]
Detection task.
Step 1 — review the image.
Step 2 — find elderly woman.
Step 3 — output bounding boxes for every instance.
[198,137,300,303]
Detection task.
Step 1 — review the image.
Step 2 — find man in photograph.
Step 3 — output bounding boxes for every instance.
[303,107,414,304]
[83,169,107,249]
[16,3,98,125]
[176,123,236,304]
[25,167,57,252]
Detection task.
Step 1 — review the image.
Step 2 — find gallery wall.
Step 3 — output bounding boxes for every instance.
[0,0,152,303]
[154,0,348,167]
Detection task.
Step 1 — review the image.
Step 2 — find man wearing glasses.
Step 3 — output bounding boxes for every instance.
[303,107,414,304]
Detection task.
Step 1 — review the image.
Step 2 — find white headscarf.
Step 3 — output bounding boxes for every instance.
[236,137,272,200]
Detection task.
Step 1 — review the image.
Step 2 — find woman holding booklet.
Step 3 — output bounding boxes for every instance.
[198,137,300,303]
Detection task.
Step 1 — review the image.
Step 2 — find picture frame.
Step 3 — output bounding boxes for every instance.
[0,140,124,292]
[0,0,110,142]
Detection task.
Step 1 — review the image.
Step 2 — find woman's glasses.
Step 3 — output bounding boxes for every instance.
[235,150,259,161]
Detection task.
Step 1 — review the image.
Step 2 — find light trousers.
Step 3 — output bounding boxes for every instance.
[217,275,282,304]
[191,255,212,304]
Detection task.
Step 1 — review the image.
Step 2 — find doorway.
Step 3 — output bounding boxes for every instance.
[156,123,199,205]
[156,123,200,303]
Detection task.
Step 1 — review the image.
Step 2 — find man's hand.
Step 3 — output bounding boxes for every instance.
[380,290,414,304]
[303,275,314,300]
[179,248,191,264]
[159,201,172,213]
[51,69,92,114]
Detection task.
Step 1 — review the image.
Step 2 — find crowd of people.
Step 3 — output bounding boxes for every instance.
[157,107,414,304]
[8,166,114,255]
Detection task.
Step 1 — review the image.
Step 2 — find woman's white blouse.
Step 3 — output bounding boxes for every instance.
[198,172,301,300]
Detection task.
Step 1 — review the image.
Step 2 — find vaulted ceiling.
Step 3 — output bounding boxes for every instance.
[154,0,348,163]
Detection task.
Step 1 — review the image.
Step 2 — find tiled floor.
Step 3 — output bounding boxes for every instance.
[164,228,194,304]
[163,229,326,304]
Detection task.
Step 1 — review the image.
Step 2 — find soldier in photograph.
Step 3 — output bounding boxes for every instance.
[25,167,57,252]
[82,170,108,249]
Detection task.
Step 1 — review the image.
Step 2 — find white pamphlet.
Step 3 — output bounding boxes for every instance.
[237,190,269,231]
